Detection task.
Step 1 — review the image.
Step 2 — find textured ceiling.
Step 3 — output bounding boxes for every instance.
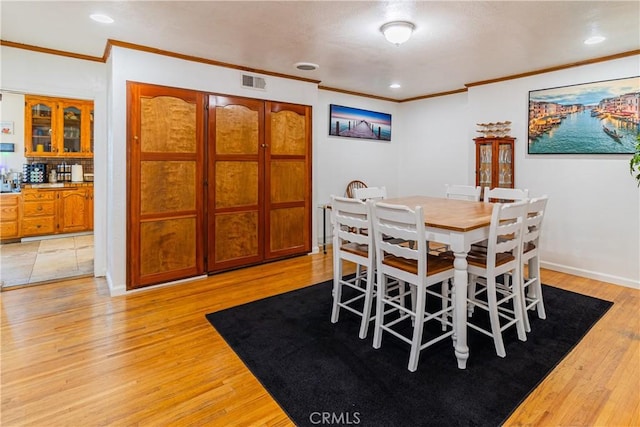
[1,1,639,100]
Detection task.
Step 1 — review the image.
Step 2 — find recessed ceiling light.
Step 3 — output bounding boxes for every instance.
[389,83,401,89]
[584,35,606,45]
[90,14,114,24]
[294,62,319,71]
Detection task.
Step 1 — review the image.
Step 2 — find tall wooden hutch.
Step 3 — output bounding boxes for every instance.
[474,137,515,197]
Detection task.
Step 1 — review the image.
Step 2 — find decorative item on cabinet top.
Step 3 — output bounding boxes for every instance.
[476,121,512,138]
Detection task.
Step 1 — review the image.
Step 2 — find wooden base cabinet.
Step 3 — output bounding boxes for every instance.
[0,194,21,241]
[59,188,92,233]
[22,187,93,237]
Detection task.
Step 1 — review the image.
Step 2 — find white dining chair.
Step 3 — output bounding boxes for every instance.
[521,196,549,332]
[368,200,455,372]
[445,184,481,201]
[465,200,528,357]
[472,187,529,252]
[330,195,375,339]
[353,186,387,201]
[483,187,529,203]
[430,184,482,254]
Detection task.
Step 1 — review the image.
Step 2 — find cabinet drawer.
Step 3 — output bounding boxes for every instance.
[22,217,56,236]
[0,221,19,239]
[23,191,56,202]
[23,201,56,217]
[0,205,19,221]
[0,194,20,206]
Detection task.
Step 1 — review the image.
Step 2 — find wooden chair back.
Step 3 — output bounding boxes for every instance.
[345,180,367,198]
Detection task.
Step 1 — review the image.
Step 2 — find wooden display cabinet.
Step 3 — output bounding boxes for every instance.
[474,137,515,196]
[25,95,94,158]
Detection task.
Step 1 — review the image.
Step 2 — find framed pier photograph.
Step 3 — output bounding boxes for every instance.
[528,76,639,154]
[329,104,392,141]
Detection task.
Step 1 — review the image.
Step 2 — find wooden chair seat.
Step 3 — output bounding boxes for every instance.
[382,253,455,276]
[341,242,369,257]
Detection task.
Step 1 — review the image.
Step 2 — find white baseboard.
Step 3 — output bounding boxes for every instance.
[21,231,92,242]
[541,261,640,289]
[108,273,208,296]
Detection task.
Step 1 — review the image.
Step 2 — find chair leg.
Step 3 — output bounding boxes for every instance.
[467,274,477,317]
[521,265,532,333]
[358,260,375,339]
[441,279,450,331]
[331,253,342,324]
[407,284,426,372]
[373,270,386,349]
[512,265,527,342]
[486,276,506,358]
[409,283,416,327]
[530,255,546,320]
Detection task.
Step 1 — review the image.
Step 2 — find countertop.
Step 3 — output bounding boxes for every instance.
[23,182,93,189]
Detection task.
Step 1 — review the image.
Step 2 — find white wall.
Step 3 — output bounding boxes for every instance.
[107,47,319,294]
[398,55,640,288]
[0,46,108,278]
[0,91,25,173]
[397,92,471,196]
[314,90,400,243]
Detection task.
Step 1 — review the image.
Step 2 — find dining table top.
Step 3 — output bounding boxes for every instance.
[382,195,495,232]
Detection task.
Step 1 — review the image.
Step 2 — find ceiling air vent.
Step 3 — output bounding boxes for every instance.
[241,74,267,90]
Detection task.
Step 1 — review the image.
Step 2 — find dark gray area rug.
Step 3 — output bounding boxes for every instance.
[206,279,612,427]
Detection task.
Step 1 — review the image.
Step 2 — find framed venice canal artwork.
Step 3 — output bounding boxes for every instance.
[329,104,392,141]
[528,76,639,154]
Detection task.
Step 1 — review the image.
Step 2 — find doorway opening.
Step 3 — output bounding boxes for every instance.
[0,232,93,289]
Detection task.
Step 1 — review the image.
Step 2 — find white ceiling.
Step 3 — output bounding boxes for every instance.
[2,1,639,100]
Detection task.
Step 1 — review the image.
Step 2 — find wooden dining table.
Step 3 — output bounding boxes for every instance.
[383,195,495,369]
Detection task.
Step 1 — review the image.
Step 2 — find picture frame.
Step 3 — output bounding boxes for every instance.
[1,121,14,135]
[528,76,639,154]
[329,104,391,141]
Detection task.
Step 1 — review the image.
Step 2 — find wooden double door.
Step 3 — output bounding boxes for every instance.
[208,95,312,272]
[128,83,311,289]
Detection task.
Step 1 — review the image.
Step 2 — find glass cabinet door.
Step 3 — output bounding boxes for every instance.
[62,103,83,154]
[478,142,493,188]
[29,101,55,154]
[497,142,513,188]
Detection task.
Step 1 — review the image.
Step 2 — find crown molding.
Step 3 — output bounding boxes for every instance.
[2,39,637,103]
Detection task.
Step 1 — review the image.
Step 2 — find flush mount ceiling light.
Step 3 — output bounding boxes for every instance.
[380,21,415,46]
[89,14,114,24]
[584,35,606,45]
[294,62,319,71]
[389,83,401,89]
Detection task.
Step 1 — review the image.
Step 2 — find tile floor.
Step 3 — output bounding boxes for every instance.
[0,234,94,288]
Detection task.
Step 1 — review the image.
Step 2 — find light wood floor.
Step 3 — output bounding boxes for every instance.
[1,251,638,426]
